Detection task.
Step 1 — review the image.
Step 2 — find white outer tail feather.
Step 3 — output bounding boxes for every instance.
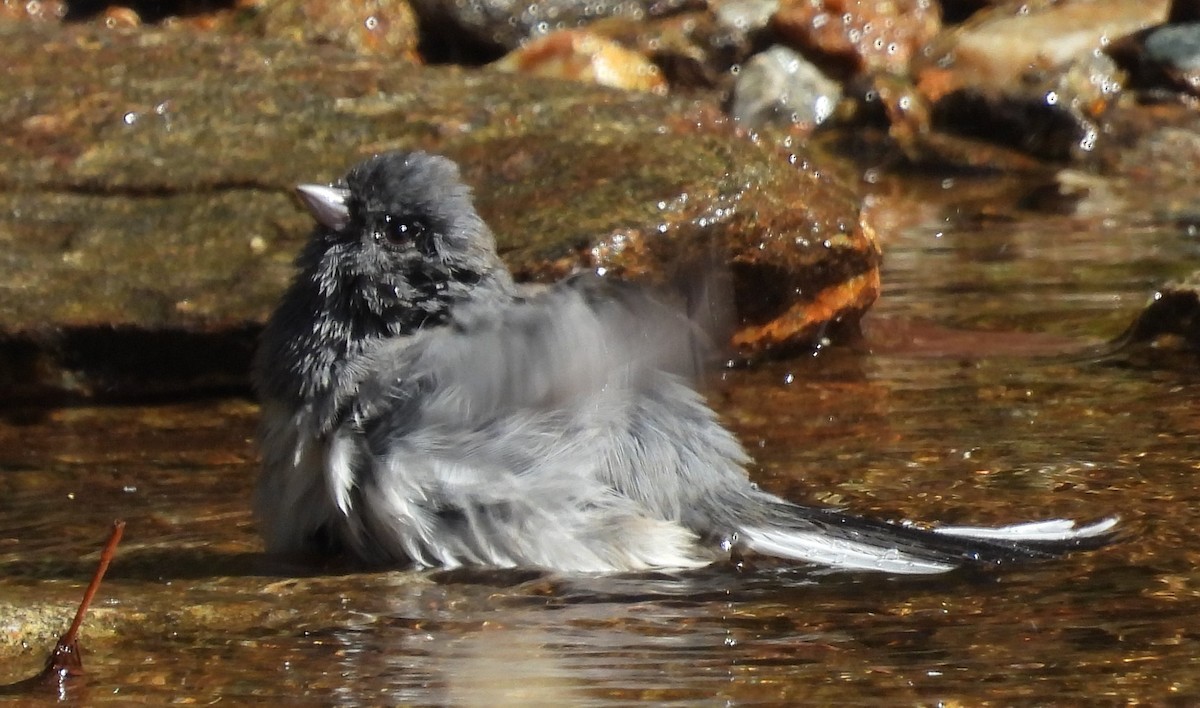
[741,516,1119,575]
[740,527,957,574]
[934,516,1119,542]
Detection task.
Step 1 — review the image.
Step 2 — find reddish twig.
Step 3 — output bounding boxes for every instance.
[1,520,126,694]
[60,520,125,656]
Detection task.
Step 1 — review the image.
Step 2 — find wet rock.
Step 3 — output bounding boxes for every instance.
[409,0,699,60]
[256,0,421,60]
[820,71,1057,173]
[1104,271,1200,367]
[491,29,668,93]
[1107,13,1200,98]
[1145,22,1200,67]
[771,0,942,78]
[93,5,143,27]
[1142,23,1200,95]
[585,2,768,93]
[0,0,67,24]
[916,0,1167,93]
[0,602,120,655]
[912,0,1169,162]
[713,0,775,37]
[848,73,930,152]
[1128,275,1200,348]
[0,24,876,398]
[729,44,841,130]
[1092,101,1200,201]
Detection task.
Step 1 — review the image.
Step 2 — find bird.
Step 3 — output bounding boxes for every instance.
[253,150,1118,574]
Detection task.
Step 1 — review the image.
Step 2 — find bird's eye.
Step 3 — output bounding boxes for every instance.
[381,213,429,247]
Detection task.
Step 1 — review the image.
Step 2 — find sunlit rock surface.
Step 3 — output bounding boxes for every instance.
[0,25,876,397]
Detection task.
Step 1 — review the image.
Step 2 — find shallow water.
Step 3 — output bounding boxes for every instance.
[3,176,1199,704]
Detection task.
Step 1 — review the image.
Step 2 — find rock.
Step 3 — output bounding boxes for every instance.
[713,0,776,37]
[771,0,942,78]
[409,0,699,59]
[1088,102,1200,213]
[912,0,1169,161]
[729,44,841,130]
[1142,22,1200,95]
[0,24,877,398]
[1103,271,1200,369]
[1,0,421,58]
[585,2,766,93]
[256,0,422,61]
[490,29,668,93]
[0,0,67,24]
[95,5,142,27]
[494,0,777,94]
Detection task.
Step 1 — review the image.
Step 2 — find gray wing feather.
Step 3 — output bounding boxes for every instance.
[325,277,734,570]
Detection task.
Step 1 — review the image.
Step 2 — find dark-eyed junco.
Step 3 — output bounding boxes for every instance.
[254,150,1117,573]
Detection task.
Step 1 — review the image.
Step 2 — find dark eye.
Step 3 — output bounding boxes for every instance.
[380,213,430,247]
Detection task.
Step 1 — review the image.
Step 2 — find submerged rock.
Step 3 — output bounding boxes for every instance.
[1112,272,1200,352]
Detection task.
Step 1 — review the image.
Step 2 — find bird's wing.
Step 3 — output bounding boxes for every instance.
[323,276,719,571]
[351,274,712,430]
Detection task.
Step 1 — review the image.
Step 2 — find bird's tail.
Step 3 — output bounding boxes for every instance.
[734,499,1119,574]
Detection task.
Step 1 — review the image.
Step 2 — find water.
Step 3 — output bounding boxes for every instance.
[2,175,1199,703]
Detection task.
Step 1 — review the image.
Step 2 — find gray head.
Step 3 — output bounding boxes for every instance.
[257,151,514,407]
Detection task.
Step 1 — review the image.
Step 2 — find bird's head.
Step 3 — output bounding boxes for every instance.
[297,151,509,327]
[258,151,512,406]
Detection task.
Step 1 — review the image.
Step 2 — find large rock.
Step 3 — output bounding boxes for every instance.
[0,25,878,398]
